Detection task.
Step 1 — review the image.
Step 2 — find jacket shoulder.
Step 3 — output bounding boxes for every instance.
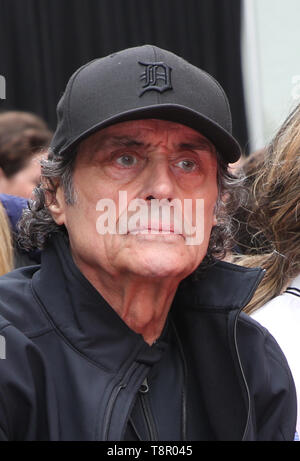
[0,266,51,336]
[237,311,292,374]
[237,312,297,440]
[0,317,50,440]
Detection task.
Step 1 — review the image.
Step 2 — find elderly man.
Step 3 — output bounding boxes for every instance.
[0,45,296,441]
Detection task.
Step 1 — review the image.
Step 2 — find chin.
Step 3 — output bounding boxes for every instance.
[133,265,186,279]
[128,250,196,279]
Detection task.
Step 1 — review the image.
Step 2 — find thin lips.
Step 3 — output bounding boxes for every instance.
[128,224,183,234]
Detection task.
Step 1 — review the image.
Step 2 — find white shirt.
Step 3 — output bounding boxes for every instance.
[252,274,300,437]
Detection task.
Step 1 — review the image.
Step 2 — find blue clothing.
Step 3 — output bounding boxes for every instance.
[0,193,40,264]
[0,193,28,233]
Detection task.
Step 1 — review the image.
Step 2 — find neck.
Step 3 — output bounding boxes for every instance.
[112,278,179,345]
[72,257,180,345]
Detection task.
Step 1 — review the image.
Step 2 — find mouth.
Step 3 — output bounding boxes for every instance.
[127,225,185,240]
[129,225,174,233]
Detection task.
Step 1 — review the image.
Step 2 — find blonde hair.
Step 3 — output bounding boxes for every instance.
[233,103,300,314]
[0,202,13,275]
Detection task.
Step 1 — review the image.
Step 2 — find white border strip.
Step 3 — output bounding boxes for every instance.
[242,0,265,152]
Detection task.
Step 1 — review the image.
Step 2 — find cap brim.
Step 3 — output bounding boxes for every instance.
[59,104,241,163]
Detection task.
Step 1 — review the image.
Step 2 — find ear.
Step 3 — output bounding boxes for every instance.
[48,185,66,226]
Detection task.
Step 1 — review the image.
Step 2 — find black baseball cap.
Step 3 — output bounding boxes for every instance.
[50,45,241,163]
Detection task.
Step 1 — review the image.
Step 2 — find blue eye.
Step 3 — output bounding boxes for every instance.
[116,154,137,167]
[176,160,196,172]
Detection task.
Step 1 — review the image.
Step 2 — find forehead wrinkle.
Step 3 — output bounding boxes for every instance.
[79,121,216,158]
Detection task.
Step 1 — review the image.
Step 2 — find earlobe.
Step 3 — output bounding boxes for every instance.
[48,186,66,226]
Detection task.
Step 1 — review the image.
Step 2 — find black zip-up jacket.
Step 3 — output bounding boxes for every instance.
[0,235,296,441]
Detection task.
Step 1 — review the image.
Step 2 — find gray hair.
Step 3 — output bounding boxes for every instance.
[18,149,244,267]
[18,150,76,250]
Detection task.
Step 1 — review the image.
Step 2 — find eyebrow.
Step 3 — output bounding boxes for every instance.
[178,141,215,152]
[111,136,148,148]
[93,135,147,150]
[90,134,214,154]
[106,136,214,150]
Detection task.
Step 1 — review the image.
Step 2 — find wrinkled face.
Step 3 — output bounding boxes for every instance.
[51,119,218,281]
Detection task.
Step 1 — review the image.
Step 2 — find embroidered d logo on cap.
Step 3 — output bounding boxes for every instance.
[139,61,172,96]
[50,45,241,163]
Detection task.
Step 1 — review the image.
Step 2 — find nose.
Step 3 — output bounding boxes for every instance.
[142,159,176,202]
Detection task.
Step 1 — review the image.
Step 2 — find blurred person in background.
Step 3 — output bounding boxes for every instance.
[231,148,267,255]
[0,192,40,268]
[0,111,49,267]
[233,103,300,436]
[0,111,52,199]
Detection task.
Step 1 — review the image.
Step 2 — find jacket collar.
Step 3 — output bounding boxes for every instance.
[175,259,265,311]
[32,234,264,370]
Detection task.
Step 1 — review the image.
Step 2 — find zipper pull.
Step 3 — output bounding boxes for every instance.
[139,377,149,394]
